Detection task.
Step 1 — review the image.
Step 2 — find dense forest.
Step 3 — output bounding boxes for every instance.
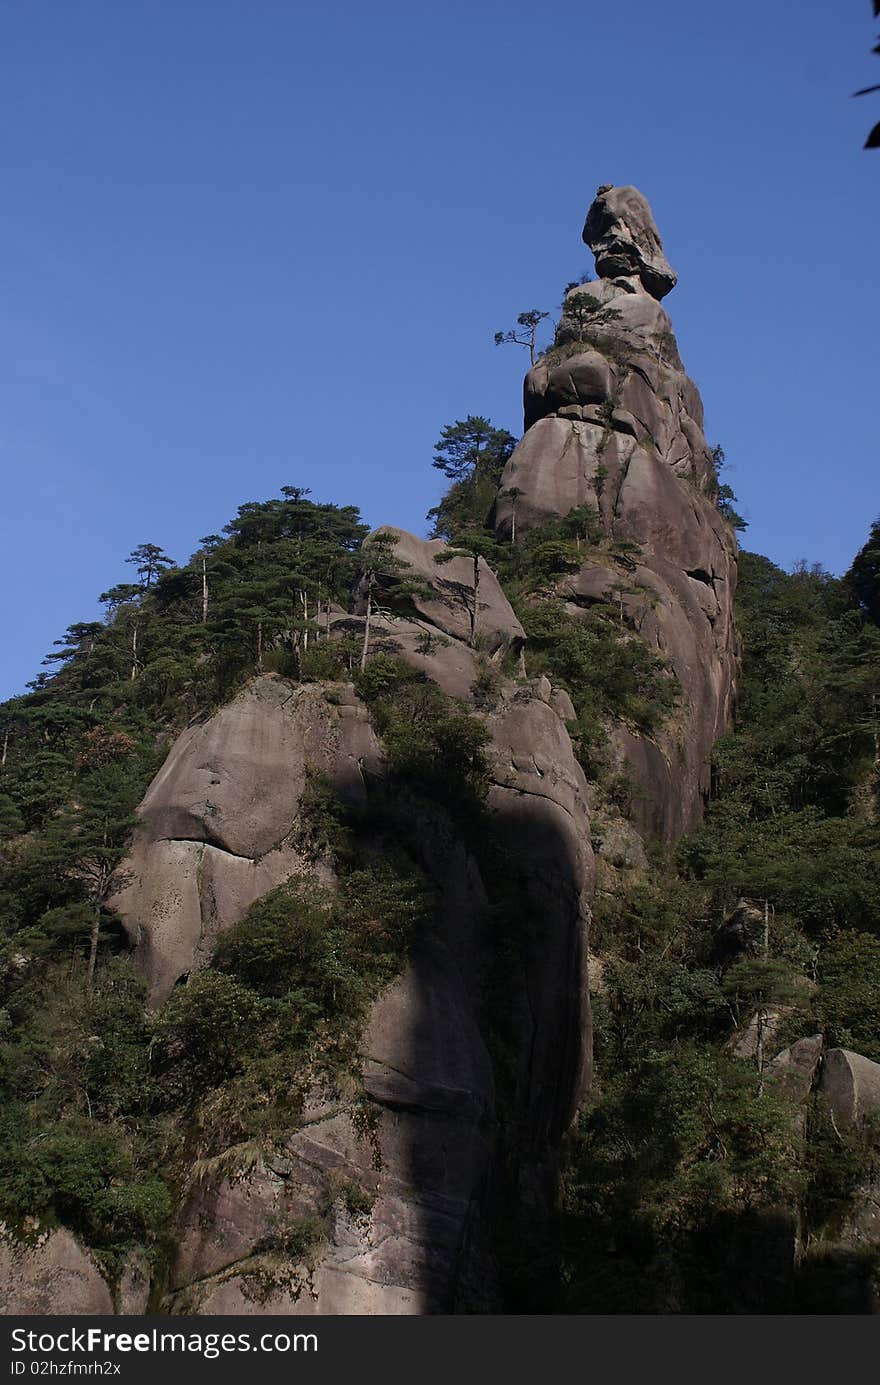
[1,440,879,1311]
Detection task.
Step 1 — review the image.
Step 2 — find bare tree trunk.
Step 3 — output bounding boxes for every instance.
[360,572,374,671]
[763,899,770,958]
[301,591,309,651]
[201,557,209,623]
[86,855,108,992]
[0,726,7,771]
[470,555,480,648]
[86,904,101,991]
[130,624,138,680]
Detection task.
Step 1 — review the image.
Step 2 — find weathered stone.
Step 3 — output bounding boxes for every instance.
[591,814,648,871]
[559,564,619,605]
[524,349,614,430]
[109,679,382,1002]
[75,186,739,1319]
[366,526,525,657]
[362,942,495,1121]
[173,1157,320,1290]
[731,1008,786,1062]
[121,676,377,859]
[837,1184,880,1253]
[766,1035,824,1102]
[820,1049,880,1128]
[486,696,594,1172]
[0,1229,113,1315]
[141,661,593,1317]
[115,1250,151,1314]
[496,188,737,842]
[582,184,677,299]
[549,687,576,722]
[328,611,484,702]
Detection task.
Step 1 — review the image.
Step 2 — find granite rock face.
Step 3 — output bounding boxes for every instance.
[108,677,382,1003]
[364,526,525,657]
[496,185,737,839]
[98,529,593,1316]
[766,1035,824,1102]
[820,1049,880,1128]
[15,189,735,1316]
[0,1230,113,1315]
[582,184,677,299]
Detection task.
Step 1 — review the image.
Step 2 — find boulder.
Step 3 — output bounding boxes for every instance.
[820,1049,880,1128]
[120,675,376,858]
[731,1008,786,1062]
[366,527,524,657]
[0,1229,113,1315]
[582,184,677,299]
[109,678,382,1002]
[329,610,483,702]
[549,687,577,723]
[766,1035,824,1102]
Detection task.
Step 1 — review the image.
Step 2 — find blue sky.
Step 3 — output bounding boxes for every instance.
[2,0,878,699]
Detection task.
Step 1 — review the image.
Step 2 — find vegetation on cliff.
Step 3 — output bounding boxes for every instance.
[1,457,879,1308]
[0,490,482,1270]
[557,543,880,1312]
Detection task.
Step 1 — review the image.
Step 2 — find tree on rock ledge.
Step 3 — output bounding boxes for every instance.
[428,416,516,543]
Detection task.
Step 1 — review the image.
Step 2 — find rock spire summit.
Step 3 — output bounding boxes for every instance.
[582,184,677,299]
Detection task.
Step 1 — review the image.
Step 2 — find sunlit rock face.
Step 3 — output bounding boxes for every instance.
[582,183,678,299]
[496,185,738,840]
[102,532,593,1317]
[108,677,381,1004]
[9,189,737,1317]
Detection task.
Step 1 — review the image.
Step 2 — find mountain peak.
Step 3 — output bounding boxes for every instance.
[582,183,677,299]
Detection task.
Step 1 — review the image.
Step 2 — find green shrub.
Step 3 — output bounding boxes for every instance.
[299,645,348,681]
[519,601,677,741]
[154,854,434,1144]
[816,930,880,1061]
[0,1112,170,1249]
[356,659,490,812]
[151,972,275,1100]
[213,880,336,1000]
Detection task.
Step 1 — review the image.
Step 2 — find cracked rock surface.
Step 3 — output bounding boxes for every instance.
[496,184,738,839]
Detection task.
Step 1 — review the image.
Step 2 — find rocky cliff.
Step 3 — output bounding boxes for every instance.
[1,186,742,1315]
[495,184,737,840]
[106,549,593,1314]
